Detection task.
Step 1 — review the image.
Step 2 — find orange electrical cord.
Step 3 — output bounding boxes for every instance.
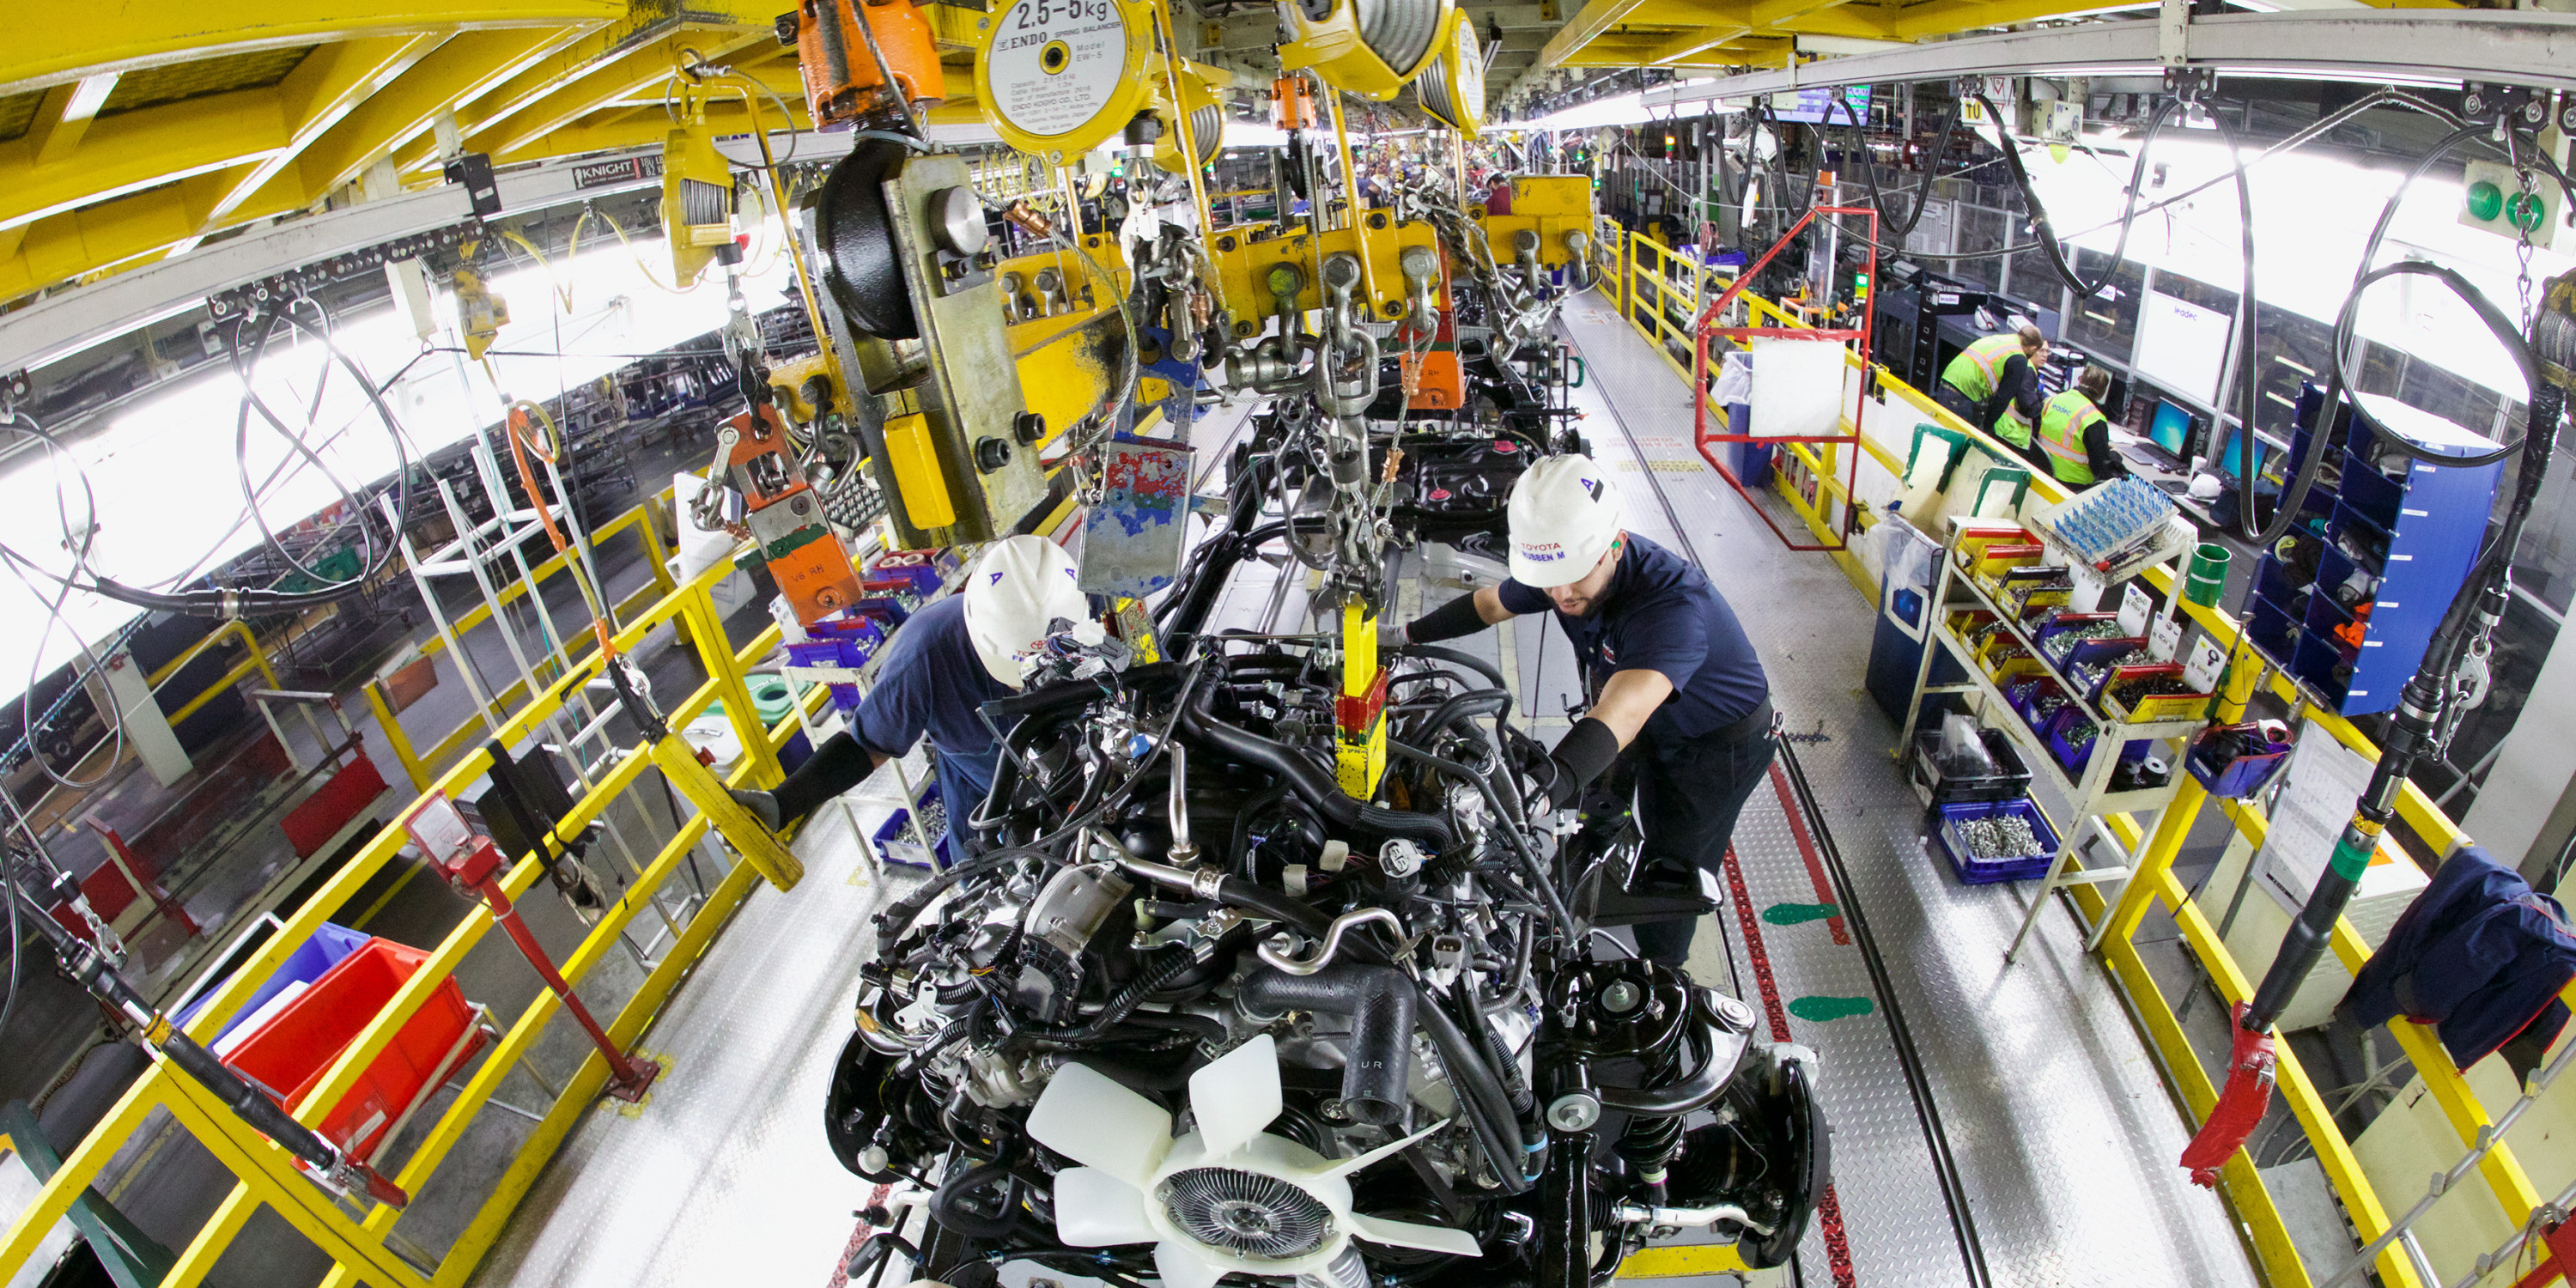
[503,400,618,658]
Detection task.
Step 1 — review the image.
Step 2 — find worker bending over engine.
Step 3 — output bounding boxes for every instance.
[1397,456,1776,966]
[731,535,1088,854]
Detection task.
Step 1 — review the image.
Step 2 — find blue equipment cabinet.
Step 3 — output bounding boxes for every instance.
[2239,382,2500,716]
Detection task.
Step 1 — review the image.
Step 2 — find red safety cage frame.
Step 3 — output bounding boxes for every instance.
[1689,205,1878,553]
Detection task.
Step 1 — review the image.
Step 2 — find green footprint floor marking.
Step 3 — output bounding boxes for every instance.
[1762,902,1840,926]
[1787,995,1875,1023]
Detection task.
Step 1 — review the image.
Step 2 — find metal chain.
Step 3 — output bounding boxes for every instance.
[2508,128,2541,330]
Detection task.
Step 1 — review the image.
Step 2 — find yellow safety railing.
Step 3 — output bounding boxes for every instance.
[363,496,682,790]
[143,620,285,729]
[0,523,825,1288]
[1600,229,1893,570]
[1596,222,2555,1288]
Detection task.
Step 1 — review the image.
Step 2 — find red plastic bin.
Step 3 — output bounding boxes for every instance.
[220,937,483,1160]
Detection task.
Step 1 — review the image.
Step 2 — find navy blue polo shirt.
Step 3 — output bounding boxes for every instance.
[853,596,1011,762]
[1498,533,1769,742]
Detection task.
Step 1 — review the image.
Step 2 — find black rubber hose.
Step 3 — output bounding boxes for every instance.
[1178,681,1454,848]
[1016,945,1210,1042]
[1239,963,1418,1126]
[1384,739,1575,944]
[1412,980,1531,1194]
[1970,93,2179,302]
[1413,690,1510,744]
[929,1161,1029,1241]
[1454,976,1534,1115]
[1390,642,1509,692]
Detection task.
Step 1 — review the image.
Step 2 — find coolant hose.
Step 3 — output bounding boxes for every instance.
[1239,963,1417,1126]
[1178,681,1454,848]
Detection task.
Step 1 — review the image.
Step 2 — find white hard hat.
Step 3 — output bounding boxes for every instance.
[1506,453,1626,587]
[962,535,1090,688]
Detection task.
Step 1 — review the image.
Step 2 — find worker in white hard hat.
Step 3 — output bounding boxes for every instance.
[1395,455,1775,967]
[731,534,1090,857]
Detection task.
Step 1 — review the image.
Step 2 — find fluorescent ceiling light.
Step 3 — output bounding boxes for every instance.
[62,74,115,121]
[1792,35,1910,57]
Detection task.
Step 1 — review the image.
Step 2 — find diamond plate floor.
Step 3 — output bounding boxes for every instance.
[1554,295,2258,1288]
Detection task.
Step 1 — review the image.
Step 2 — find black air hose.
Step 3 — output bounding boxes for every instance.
[1388,642,1510,691]
[1178,681,1453,848]
[1239,963,1418,1126]
[1413,980,1531,1193]
[1454,976,1535,1116]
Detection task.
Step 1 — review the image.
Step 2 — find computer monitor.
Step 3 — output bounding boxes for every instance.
[2211,422,2265,478]
[2151,400,2195,457]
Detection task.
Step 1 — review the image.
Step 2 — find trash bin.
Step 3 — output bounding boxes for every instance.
[1864,515,1966,721]
[175,921,371,1044]
[219,937,483,1159]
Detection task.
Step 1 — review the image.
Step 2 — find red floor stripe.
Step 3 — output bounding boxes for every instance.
[1767,762,1851,945]
[1724,843,1860,1288]
[826,1182,895,1286]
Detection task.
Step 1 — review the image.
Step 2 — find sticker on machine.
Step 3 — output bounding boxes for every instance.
[987,0,1133,140]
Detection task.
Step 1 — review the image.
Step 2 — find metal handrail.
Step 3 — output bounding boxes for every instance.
[0,516,813,1288]
[1596,223,2549,1288]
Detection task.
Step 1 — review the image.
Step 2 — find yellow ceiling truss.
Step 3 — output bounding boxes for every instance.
[0,2,817,307]
[1526,0,2469,84]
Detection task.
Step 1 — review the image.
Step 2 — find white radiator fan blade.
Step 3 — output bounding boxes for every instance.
[1155,1238,1232,1288]
[1028,1062,1176,1188]
[1188,1033,1285,1158]
[1349,1212,1485,1256]
[1053,1167,1159,1246]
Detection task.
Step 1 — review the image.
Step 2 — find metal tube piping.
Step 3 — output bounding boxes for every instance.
[1167,741,1196,863]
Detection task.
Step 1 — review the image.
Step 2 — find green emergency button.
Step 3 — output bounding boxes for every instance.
[2466,179,2504,222]
[2506,191,2546,232]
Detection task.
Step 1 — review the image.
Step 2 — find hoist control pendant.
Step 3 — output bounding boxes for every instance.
[974,0,1157,157]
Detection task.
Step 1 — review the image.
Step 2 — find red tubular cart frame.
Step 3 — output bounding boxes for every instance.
[1689,205,1879,553]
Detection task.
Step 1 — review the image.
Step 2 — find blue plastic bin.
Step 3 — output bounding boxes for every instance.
[1931,798,2060,885]
[174,921,370,1042]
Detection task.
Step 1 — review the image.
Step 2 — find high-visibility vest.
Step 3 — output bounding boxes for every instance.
[1991,401,2033,449]
[1940,334,2024,404]
[2035,390,2108,486]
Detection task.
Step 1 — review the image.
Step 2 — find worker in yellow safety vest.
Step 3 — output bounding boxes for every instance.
[2033,367,2128,487]
[1935,324,2047,445]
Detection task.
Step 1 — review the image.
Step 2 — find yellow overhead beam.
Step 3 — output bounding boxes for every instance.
[0,88,288,233]
[201,33,451,229]
[0,172,297,299]
[1643,3,1753,64]
[26,76,118,168]
[297,26,591,195]
[508,100,817,159]
[471,31,769,161]
[1535,0,1659,70]
[0,0,626,95]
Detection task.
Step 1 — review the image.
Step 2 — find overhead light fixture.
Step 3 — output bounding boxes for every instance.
[62,74,117,122]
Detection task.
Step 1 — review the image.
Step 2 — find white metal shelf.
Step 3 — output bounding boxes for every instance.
[1894,522,2208,963]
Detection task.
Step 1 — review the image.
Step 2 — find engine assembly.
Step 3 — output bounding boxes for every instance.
[823,470,1826,1288]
